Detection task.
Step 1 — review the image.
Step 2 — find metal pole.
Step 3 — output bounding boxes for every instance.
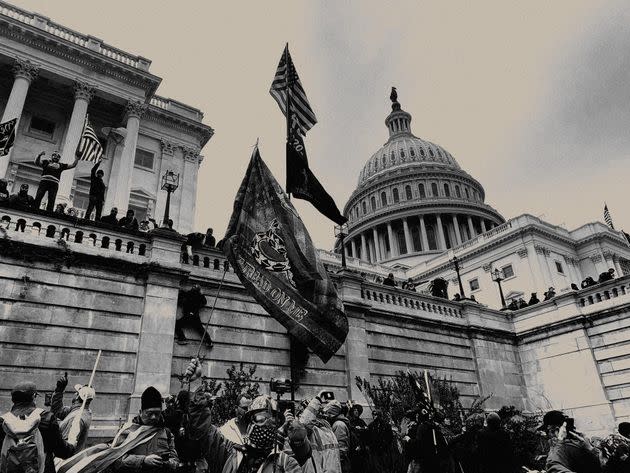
[163,189,171,227]
[340,232,347,268]
[497,279,506,308]
[453,257,465,298]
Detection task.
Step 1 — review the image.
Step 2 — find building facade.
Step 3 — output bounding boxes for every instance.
[0,1,629,443]
[0,1,213,233]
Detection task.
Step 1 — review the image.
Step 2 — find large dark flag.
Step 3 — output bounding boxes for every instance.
[224,147,348,362]
[287,118,347,225]
[0,118,17,157]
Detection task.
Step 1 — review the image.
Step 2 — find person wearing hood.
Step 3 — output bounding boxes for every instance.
[50,373,95,452]
[111,386,180,472]
[539,410,601,473]
[477,412,518,473]
[322,400,351,472]
[0,381,75,473]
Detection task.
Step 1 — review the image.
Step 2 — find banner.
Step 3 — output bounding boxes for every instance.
[0,118,17,157]
[224,147,348,362]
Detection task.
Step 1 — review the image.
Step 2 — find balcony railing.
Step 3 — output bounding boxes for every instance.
[0,1,151,71]
[0,204,151,262]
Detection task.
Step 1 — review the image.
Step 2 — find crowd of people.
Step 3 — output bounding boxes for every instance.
[2,361,629,473]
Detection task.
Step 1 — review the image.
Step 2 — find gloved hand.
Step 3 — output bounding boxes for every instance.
[55,372,68,393]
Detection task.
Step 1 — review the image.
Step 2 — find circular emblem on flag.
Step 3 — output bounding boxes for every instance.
[251,219,291,273]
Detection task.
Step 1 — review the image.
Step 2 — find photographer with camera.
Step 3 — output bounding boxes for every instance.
[538,410,601,473]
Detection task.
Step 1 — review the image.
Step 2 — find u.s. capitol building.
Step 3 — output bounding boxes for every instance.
[0,0,629,440]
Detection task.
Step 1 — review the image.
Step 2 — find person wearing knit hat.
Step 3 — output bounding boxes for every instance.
[1,381,75,473]
[104,386,180,472]
[50,373,96,453]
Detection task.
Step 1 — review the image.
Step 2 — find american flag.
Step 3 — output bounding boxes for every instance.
[269,45,317,136]
[604,203,615,230]
[76,116,103,162]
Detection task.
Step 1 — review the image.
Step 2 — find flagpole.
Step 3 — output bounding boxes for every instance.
[284,43,292,199]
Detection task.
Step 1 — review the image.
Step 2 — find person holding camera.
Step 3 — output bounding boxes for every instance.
[538,410,601,473]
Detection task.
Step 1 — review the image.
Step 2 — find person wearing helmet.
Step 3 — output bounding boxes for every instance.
[50,373,95,452]
[34,150,79,212]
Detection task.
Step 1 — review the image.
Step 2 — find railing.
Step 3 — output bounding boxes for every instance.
[0,205,151,260]
[360,280,464,319]
[318,249,406,280]
[578,277,630,308]
[150,96,169,110]
[181,245,232,273]
[0,1,151,71]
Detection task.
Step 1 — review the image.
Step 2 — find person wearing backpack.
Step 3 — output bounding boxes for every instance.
[0,381,75,473]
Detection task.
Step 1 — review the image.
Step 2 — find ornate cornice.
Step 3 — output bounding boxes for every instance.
[517,248,528,259]
[160,139,175,156]
[144,107,214,148]
[73,80,96,102]
[534,245,550,256]
[0,22,161,98]
[125,100,147,120]
[182,145,202,163]
[590,254,603,263]
[12,57,39,83]
[482,263,492,272]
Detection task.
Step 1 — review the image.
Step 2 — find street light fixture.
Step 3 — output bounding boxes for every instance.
[334,223,349,268]
[451,255,466,298]
[491,268,507,309]
[161,169,179,228]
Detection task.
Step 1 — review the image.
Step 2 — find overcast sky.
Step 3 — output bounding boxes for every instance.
[14,0,630,248]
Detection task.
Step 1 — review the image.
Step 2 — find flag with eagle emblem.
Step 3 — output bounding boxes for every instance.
[223,146,348,362]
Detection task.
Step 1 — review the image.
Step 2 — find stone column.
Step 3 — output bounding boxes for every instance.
[177,147,201,234]
[103,131,127,213]
[360,233,367,262]
[480,219,487,233]
[403,218,413,254]
[0,58,39,179]
[467,216,476,238]
[452,215,462,245]
[372,228,381,261]
[112,101,145,213]
[419,215,430,251]
[350,238,357,259]
[386,222,397,258]
[436,214,447,250]
[57,81,96,205]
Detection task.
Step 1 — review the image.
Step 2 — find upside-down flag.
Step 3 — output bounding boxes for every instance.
[0,118,16,157]
[223,146,348,362]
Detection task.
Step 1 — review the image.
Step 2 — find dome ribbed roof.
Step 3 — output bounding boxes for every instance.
[357,88,461,187]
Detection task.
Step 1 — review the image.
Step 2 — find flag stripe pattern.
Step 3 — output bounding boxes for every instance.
[0,118,17,157]
[77,118,103,162]
[604,204,615,230]
[270,45,317,136]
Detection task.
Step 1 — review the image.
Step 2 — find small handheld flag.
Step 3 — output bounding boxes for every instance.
[76,116,103,162]
[604,203,615,230]
[0,118,17,157]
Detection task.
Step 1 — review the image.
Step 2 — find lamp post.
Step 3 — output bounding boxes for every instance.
[334,223,349,268]
[491,268,507,309]
[451,255,466,298]
[161,169,179,228]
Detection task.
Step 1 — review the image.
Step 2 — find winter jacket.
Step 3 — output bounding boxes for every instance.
[0,401,75,473]
[291,397,342,473]
[50,391,92,452]
[331,417,351,473]
[477,426,518,473]
[546,437,601,473]
[111,417,179,472]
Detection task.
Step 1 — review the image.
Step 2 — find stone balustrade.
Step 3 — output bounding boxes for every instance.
[578,277,630,309]
[360,280,464,320]
[0,0,151,71]
[181,245,232,273]
[0,204,151,262]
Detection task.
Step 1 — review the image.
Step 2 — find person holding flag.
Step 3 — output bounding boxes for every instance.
[0,118,17,157]
[84,159,105,220]
[50,373,95,453]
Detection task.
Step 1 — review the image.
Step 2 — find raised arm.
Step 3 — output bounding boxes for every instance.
[91,159,101,177]
[35,151,45,167]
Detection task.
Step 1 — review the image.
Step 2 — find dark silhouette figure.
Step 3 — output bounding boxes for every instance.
[581,277,597,289]
[100,207,118,226]
[85,160,105,220]
[0,179,8,201]
[598,268,615,283]
[507,299,519,310]
[34,151,78,212]
[203,228,216,248]
[477,413,518,473]
[175,285,212,348]
[571,283,579,291]
[518,298,528,309]
[383,273,397,287]
[429,278,448,299]
[118,209,139,231]
[544,287,556,301]
[9,183,34,208]
[452,293,461,301]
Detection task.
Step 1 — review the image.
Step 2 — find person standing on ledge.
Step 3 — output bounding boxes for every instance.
[34,150,79,212]
[85,158,105,221]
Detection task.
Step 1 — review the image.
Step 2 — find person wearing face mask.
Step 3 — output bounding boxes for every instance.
[50,373,94,452]
[9,183,35,208]
[34,150,79,212]
[219,395,253,446]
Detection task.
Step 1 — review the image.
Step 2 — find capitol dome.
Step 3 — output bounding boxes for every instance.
[339,89,505,267]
